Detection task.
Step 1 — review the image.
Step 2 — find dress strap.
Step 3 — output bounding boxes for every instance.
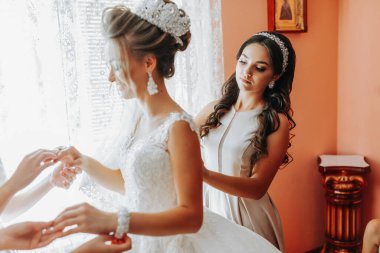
[158,112,198,146]
[164,111,197,133]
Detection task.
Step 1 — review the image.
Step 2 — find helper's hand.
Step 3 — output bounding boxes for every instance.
[8,149,57,191]
[0,221,60,250]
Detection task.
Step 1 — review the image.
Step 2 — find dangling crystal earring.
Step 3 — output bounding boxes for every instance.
[147,72,158,95]
[268,80,275,89]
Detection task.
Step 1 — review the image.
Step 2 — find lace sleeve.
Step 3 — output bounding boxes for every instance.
[159,112,199,149]
[168,112,198,133]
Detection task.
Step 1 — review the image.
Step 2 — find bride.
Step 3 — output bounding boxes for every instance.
[52,1,281,252]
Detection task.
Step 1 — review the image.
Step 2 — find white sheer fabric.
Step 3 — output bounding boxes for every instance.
[0,0,223,171]
[168,0,224,115]
[0,0,223,252]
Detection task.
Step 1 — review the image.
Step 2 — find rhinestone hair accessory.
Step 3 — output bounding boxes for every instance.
[133,0,190,46]
[256,32,289,75]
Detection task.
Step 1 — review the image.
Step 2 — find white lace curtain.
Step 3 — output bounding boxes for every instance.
[0,0,223,251]
[0,0,223,173]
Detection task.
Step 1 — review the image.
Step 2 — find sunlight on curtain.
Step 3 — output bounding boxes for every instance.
[0,0,223,251]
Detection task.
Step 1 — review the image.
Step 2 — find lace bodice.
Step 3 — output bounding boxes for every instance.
[119,112,197,212]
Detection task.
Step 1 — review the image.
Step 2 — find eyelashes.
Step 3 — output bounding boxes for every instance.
[238,60,267,73]
[255,67,266,72]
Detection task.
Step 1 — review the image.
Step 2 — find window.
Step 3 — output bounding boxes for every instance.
[0,0,223,251]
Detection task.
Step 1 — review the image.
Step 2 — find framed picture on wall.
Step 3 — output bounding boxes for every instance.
[267,0,307,32]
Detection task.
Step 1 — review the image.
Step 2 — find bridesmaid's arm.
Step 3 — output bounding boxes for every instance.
[0,150,57,213]
[2,161,79,221]
[1,176,53,221]
[203,114,290,200]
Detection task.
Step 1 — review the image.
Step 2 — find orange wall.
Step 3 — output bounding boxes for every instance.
[337,0,380,235]
[221,1,339,252]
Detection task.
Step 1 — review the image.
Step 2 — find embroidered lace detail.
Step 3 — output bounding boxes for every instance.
[120,112,196,212]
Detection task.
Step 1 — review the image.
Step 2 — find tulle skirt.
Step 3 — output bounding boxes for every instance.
[128,208,281,253]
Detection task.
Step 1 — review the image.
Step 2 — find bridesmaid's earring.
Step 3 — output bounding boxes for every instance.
[268,81,275,89]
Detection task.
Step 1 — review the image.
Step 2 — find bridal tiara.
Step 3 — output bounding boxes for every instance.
[133,0,191,46]
[256,32,289,75]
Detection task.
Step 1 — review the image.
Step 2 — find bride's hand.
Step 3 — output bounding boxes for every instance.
[7,149,57,191]
[71,235,132,253]
[56,146,89,171]
[49,161,82,189]
[56,146,81,164]
[52,203,118,237]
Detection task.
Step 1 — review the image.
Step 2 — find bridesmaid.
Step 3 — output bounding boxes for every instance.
[195,31,296,251]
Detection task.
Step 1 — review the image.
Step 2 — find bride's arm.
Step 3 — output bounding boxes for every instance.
[57,147,125,194]
[52,121,203,236]
[80,156,124,194]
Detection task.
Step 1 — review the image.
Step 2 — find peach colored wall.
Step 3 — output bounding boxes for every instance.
[337,0,380,236]
[221,1,339,252]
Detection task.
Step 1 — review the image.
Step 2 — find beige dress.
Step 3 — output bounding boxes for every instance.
[202,107,285,252]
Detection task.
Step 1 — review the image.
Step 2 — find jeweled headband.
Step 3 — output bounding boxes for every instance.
[133,0,191,46]
[256,32,289,75]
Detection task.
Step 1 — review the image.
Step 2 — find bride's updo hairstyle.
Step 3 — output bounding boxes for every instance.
[102,1,191,82]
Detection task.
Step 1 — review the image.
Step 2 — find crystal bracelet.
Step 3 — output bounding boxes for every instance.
[115,206,131,239]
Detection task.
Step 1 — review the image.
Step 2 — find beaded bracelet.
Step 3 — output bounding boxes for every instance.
[115,206,131,239]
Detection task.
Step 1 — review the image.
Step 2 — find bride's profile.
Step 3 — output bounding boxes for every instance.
[52,0,281,252]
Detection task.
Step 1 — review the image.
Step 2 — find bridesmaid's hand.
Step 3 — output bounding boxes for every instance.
[7,149,57,191]
[52,203,118,237]
[0,221,60,250]
[71,235,132,253]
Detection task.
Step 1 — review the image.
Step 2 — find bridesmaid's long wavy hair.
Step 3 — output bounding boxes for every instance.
[200,32,296,168]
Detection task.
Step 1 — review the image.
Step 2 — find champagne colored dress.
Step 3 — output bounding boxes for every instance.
[202,107,285,252]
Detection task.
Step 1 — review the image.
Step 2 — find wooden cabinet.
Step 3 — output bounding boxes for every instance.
[318,155,370,253]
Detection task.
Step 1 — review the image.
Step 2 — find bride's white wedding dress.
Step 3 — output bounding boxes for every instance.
[117,111,280,253]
